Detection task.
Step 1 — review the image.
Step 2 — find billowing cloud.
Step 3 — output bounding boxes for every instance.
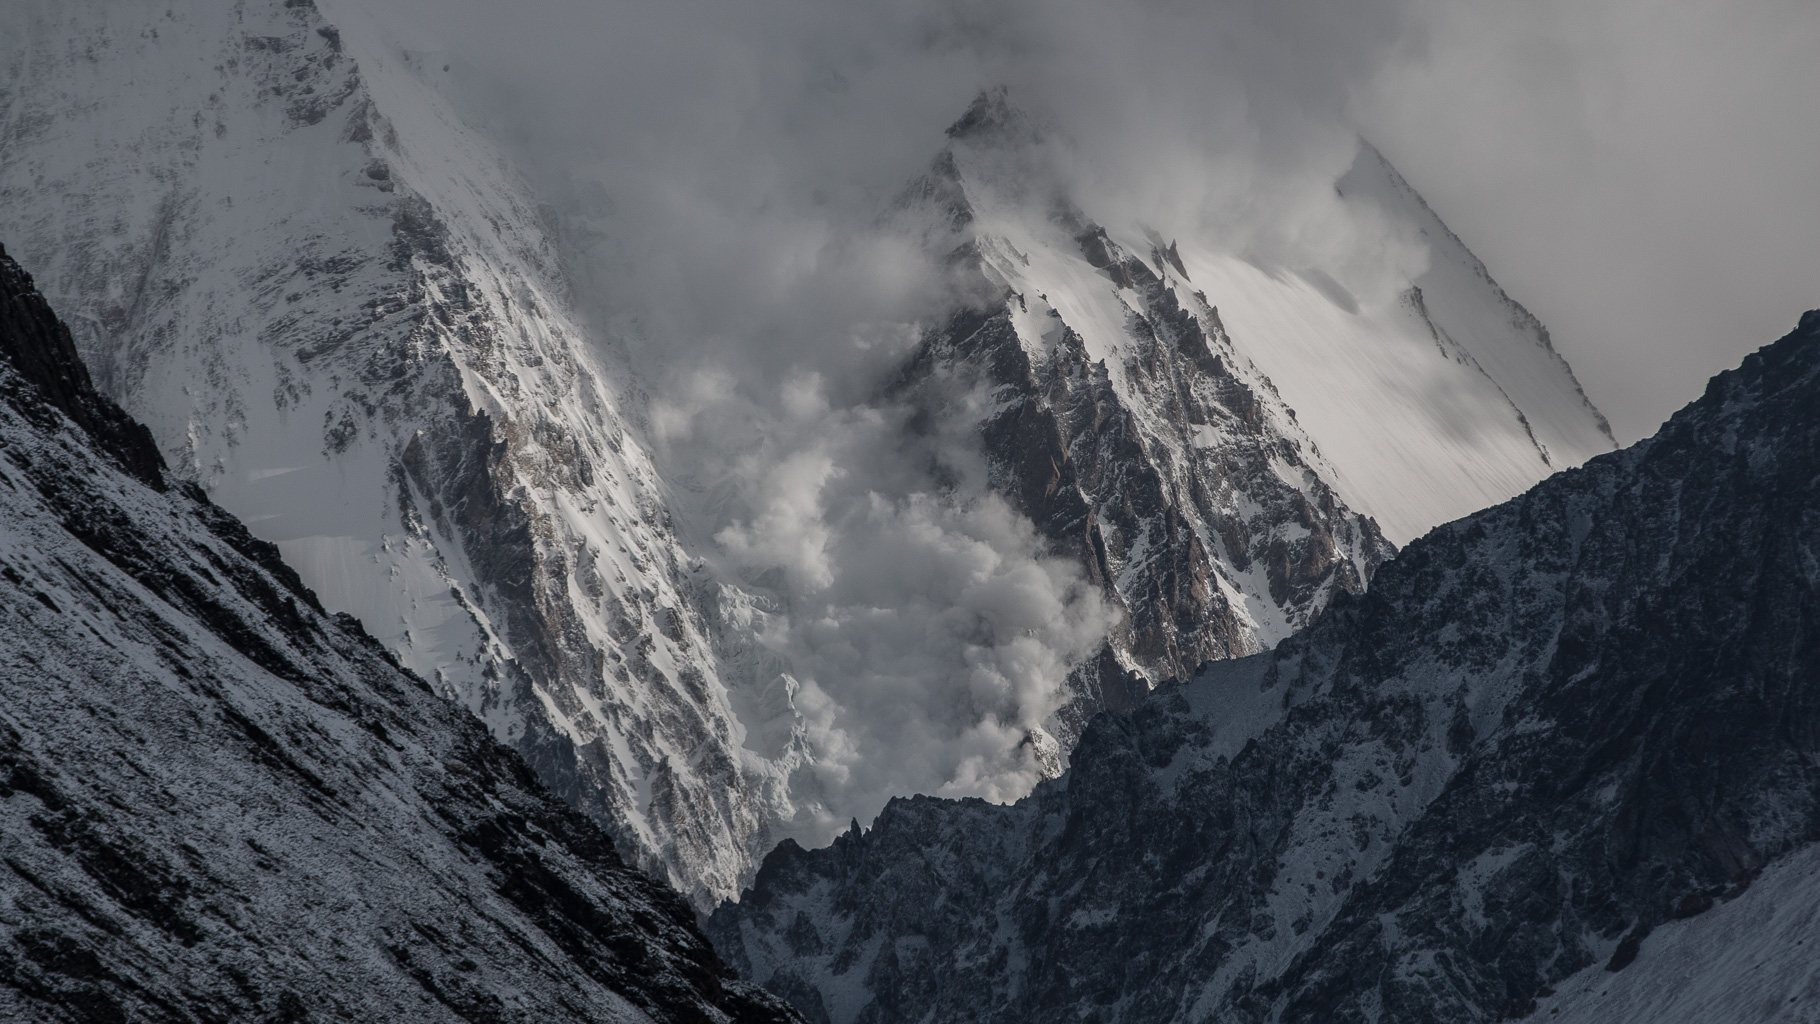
[341,0,1817,842]
[673,358,1116,839]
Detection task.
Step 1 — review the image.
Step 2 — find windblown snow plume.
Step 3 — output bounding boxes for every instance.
[363,0,1440,841]
[675,365,1118,838]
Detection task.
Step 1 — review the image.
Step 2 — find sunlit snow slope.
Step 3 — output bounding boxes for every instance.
[1179,144,1615,543]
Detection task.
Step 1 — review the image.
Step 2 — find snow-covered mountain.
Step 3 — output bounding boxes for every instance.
[709,311,1820,1023]
[0,4,1613,903]
[874,90,1612,735]
[0,0,784,905]
[0,243,800,1024]
[888,97,1391,709]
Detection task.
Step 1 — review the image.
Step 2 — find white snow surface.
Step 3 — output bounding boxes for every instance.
[1534,843,1820,1023]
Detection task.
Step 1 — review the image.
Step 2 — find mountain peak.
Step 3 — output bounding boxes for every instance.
[0,244,804,1024]
[944,86,1026,141]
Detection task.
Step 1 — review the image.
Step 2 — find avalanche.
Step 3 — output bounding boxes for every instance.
[0,2,1614,903]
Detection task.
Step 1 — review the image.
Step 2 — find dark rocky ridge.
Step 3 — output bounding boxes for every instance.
[710,311,1820,1023]
[0,245,800,1023]
[0,243,165,489]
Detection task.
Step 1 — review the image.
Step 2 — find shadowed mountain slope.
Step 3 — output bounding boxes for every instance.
[710,310,1820,1024]
[0,243,800,1024]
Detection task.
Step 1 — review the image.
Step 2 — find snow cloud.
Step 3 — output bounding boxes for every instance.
[344,0,1817,840]
[357,0,1420,391]
[344,0,1430,843]
[669,358,1116,840]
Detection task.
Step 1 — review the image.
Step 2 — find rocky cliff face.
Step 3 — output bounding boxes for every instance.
[890,98,1393,722]
[0,244,799,1023]
[709,311,1820,1024]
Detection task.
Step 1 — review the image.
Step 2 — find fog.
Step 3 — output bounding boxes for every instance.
[363,0,1820,431]
[1363,0,1820,441]
[349,0,1817,839]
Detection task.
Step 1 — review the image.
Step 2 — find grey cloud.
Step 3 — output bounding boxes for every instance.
[342,0,1815,842]
[1360,0,1820,441]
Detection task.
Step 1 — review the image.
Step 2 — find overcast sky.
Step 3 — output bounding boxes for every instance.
[369,0,1820,443]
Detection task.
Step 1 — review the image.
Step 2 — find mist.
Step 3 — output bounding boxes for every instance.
[1361,0,1820,441]
[336,0,1816,841]
[359,0,1820,429]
